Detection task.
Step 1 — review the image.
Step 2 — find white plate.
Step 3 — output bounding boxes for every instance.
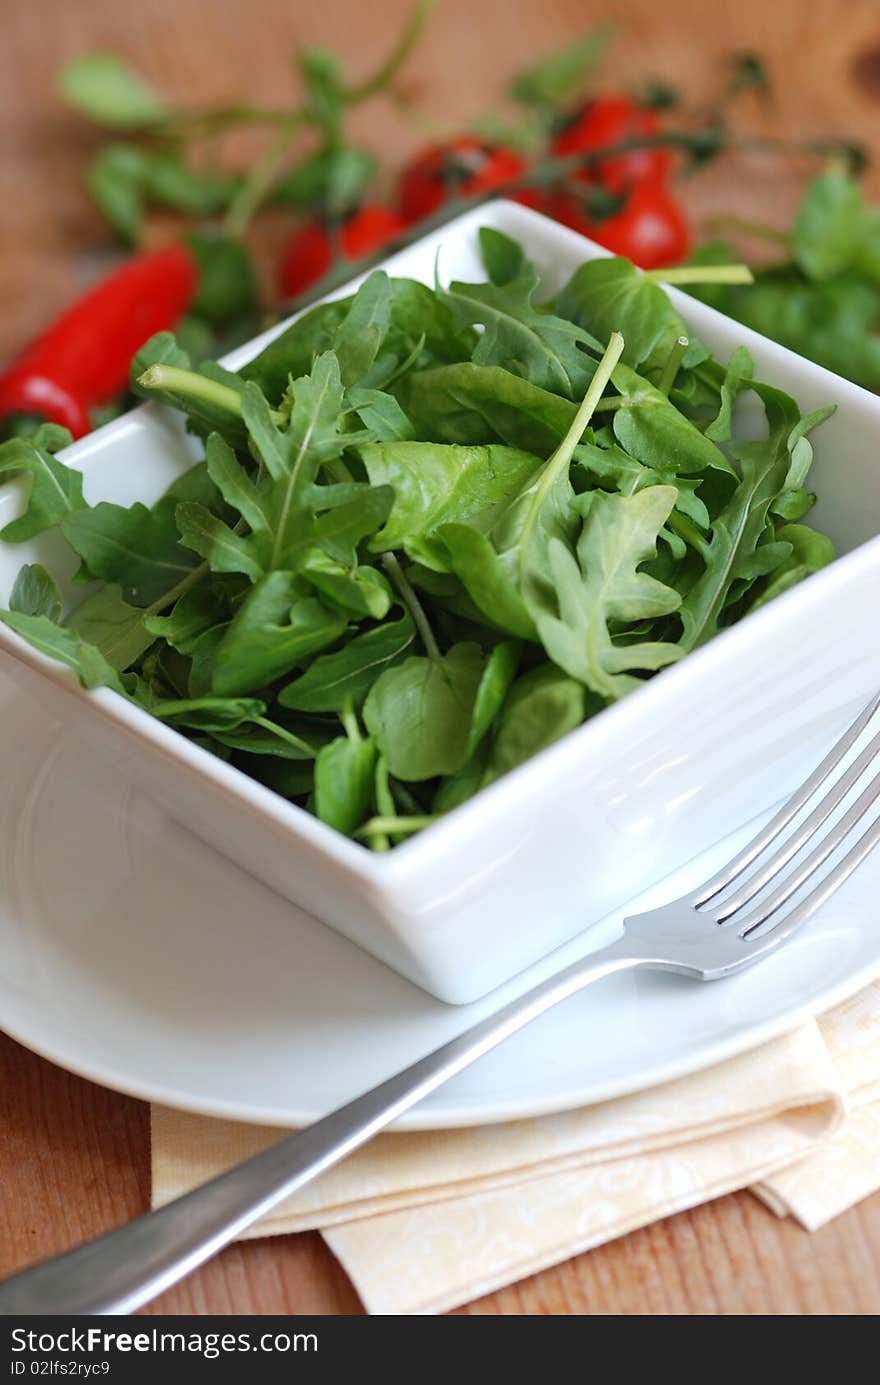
[2,651,880,1131]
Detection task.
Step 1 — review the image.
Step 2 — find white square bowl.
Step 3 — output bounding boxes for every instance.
[2,199,880,1004]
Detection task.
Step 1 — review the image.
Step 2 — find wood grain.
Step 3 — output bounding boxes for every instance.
[3,0,880,1316]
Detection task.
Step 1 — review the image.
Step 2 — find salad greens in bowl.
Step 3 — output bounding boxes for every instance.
[0,201,876,1003]
[0,222,836,850]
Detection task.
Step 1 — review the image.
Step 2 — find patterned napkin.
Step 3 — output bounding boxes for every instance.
[151,979,880,1314]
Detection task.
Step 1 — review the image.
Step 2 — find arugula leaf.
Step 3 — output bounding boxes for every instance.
[61,498,201,606]
[402,362,576,450]
[0,434,85,541]
[0,611,124,693]
[279,612,414,711]
[487,664,588,778]
[65,585,154,670]
[314,734,378,836]
[610,363,731,475]
[87,143,146,243]
[705,346,754,443]
[557,258,688,369]
[362,441,544,566]
[748,523,835,609]
[363,643,485,780]
[9,565,61,622]
[210,574,347,695]
[533,487,682,699]
[443,263,600,397]
[479,227,527,286]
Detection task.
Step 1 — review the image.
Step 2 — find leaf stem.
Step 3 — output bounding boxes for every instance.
[253,716,317,757]
[345,0,436,101]
[657,335,689,396]
[642,265,754,285]
[380,552,441,661]
[223,113,307,239]
[665,508,710,557]
[341,703,362,744]
[356,814,436,839]
[137,364,285,424]
[519,330,625,572]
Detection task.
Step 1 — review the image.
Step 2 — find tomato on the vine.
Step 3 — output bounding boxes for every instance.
[398,136,527,221]
[549,181,691,269]
[551,95,671,193]
[278,204,405,297]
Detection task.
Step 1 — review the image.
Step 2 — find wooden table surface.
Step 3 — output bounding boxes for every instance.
[3,0,880,1315]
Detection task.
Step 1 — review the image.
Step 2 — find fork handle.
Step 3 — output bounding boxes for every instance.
[0,936,639,1315]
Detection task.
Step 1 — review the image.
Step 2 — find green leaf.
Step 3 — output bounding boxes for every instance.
[138,694,266,732]
[679,437,794,649]
[61,497,201,606]
[443,264,600,397]
[748,523,835,609]
[487,664,588,778]
[332,272,392,387]
[347,387,416,441]
[175,502,264,581]
[58,53,168,129]
[401,362,576,450]
[363,642,485,781]
[87,143,148,243]
[210,719,316,760]
[9,565,61,621]
[314,735,378,836]
[298,46,344,135]
[299,550,392,619]
[792,169,864,282]
[611,364,731,475]
[0,435,86,541]
[510,23,615,106]
[361,441,544,566]
[279,612,415,712]
[186,232,258,324]
[467,639,520,757]
[273,145,377,217]
[147,157,241,217]
[533,487,682,699]
[479,227,527,286]
[0,610,125,693]
[556,258,687,370]
[210,573,346,695]
[704,346,754,442]
[65,585,154,670]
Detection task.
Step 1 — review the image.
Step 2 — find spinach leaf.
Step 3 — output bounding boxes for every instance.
[557,257,687,369]
[401,362,576,450]
[66,585,154,670]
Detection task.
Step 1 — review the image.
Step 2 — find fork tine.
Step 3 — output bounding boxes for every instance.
[714,726,880,920]
[694,691,880,908]
[740,810,880,946]
[734,764,880,936]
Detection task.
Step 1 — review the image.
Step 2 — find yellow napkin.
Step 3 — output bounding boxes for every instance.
[152,980,880,1314]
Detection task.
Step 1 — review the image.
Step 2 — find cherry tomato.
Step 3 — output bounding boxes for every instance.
[552,95,671,193]
[398,136,527,222]
[549,182,691,269]
[278,205,406,297]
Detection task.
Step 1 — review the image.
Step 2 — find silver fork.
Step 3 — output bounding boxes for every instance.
[3,691,880,1317]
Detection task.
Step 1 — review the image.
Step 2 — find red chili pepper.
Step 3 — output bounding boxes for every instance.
[398,136,527,222]
[549,181,691,269]
[0,243,198,439]
[551,95,671,194]
[278,204,406,298]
